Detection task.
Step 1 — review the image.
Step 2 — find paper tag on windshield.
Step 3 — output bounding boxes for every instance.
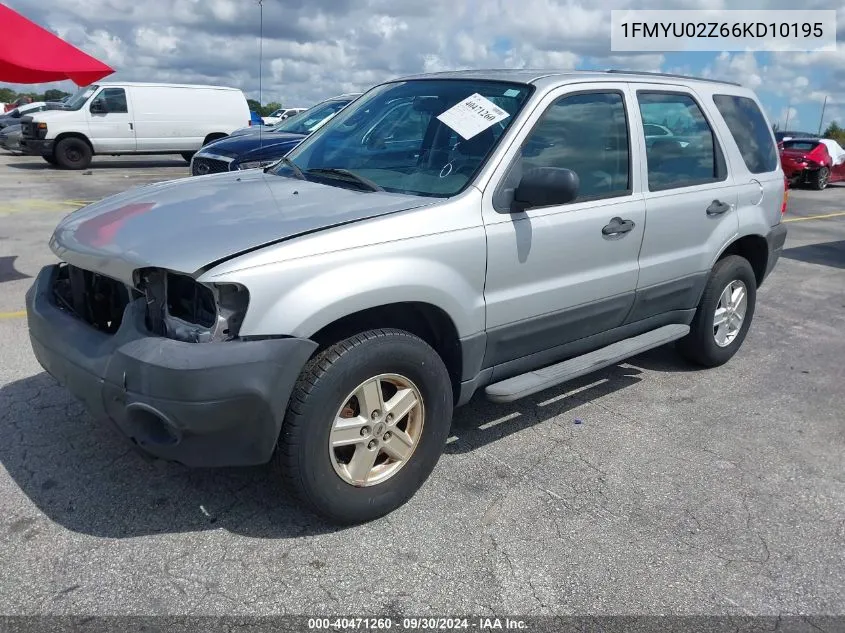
[437,93,510,140]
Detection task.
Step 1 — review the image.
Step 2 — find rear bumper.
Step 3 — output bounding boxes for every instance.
[25,265,317,467]
[763,223,788,282]
[782,163,826,184]
[20,138,54,156]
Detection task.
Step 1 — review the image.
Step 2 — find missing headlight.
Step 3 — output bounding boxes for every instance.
[135,268,249,343]
[53,263,135,334]
[167,273,216,328]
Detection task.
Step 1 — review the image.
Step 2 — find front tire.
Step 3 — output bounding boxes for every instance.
[276,329,453,524]
[677,255,757,368]
[810,166,830,191]
[54,137,92,170]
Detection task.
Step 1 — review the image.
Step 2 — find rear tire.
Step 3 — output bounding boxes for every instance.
[180,152,195,162]
[677,255,757,368]
[54,137,92,170]
[810,166,830,191]
[276,329,453,525]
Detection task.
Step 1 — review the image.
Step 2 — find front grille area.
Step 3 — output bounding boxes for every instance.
[53,264,135,334]
[191,156,231,176]
[20,121,34,139]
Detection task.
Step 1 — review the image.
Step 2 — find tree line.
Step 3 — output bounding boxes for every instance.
[246,99,285,117]
[772,120,845,145]
[821,122,845,145]
[0,87,72,104]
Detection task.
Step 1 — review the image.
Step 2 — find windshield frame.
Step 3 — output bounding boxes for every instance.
[271,79,535,198]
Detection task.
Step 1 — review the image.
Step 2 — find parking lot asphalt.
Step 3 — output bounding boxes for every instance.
[0,151,843,616]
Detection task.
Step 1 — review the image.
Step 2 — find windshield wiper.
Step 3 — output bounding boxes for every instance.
[269,156,306,180]
[305,168,384,192]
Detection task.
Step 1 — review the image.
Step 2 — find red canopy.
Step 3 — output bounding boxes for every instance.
[0,3,114,86]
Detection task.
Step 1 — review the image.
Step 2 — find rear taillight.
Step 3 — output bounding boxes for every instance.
[781,177,788,215]
[248,120,253,126]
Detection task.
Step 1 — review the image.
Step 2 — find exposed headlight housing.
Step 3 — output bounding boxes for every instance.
[238,159,277,170]
[134,268,249,343]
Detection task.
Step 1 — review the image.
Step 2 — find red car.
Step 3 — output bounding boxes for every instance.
[3,96,32,113]
[780,138,845,190]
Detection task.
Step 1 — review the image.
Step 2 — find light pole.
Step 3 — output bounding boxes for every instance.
[818,95,828,137]
[258,0,263,109]
[257,0,264,142]
[783,101,792,131]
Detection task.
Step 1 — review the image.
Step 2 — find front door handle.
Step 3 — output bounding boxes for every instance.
[602,217,635,236]
[706,199,731,215]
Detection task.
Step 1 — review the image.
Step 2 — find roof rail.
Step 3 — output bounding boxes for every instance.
[604,69,742,87]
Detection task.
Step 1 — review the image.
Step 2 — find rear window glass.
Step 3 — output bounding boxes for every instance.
[782,140,820,151]
[713,94,778,174]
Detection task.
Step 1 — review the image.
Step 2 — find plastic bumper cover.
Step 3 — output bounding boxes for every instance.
[763,223,788,282]
[25,265,317,467]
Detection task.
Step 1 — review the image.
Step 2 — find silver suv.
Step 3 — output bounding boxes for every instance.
[26,70,787,523]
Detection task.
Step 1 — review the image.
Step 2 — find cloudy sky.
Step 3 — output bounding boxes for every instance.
[2,0,843,132]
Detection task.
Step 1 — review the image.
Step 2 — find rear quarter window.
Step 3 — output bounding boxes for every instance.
[713,94,778,174]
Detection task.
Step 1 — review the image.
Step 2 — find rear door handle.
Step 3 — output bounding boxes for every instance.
[706,199,731,215]
[602,217,635,236]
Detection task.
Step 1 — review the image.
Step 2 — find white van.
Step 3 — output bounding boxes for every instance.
[19,82,250,169]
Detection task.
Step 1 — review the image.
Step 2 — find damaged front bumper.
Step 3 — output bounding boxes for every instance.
[25,264,317,467]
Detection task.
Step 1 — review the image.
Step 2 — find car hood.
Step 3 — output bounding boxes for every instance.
[200,131,306,159]
[21,109,74,123]
[50,169,436,285]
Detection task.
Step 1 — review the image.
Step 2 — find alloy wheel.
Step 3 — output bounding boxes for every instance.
[328,373,425,487]
[713,280,748,347]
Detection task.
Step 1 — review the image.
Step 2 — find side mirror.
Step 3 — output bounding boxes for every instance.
[512,167,579,211]
[90,100,105,114]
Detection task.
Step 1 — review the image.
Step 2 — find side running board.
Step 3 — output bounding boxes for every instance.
[485,324,690,403]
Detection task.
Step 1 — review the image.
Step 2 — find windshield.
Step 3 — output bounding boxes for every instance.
[271,80,533,197]
[62,85,98,111]
[272,99,352,135]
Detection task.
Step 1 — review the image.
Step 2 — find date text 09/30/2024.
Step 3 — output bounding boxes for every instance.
[307,617,529,630]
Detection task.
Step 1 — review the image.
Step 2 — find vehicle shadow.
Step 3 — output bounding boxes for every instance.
[0,347,691,539]
[5,158,188,170]
[782,239,845,270]
[447,345,694,454]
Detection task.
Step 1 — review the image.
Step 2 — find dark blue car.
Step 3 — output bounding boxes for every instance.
[190,94,359,176]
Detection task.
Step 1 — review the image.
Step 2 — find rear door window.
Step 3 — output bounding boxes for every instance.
[637,91,726,191]
[713,94,778,174]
